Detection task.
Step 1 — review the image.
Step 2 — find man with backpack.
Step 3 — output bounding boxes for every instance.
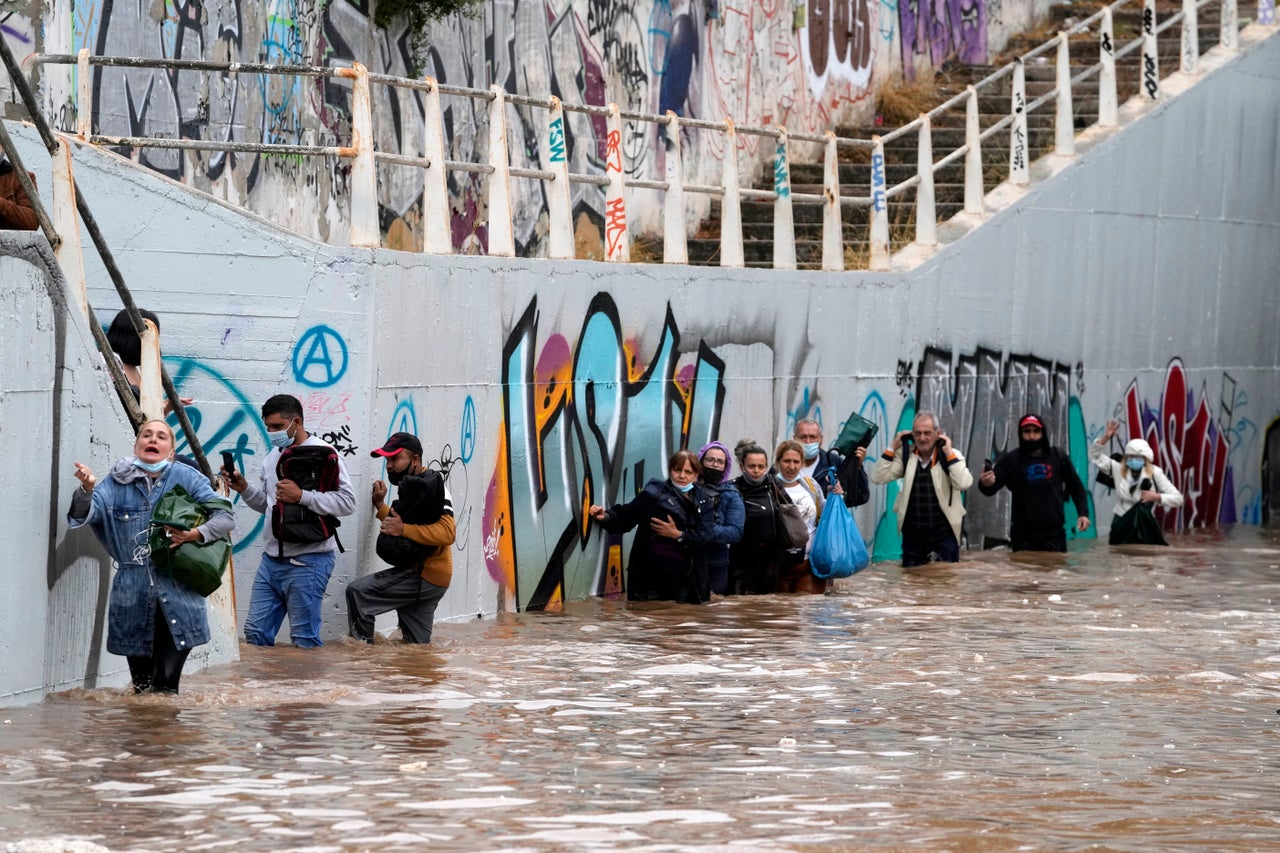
[977,412,1091,552]
[345,432,456,644]
[224,394,356,647]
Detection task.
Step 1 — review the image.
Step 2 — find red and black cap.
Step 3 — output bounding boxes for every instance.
[1019,414,1045,430]
[370,432,422,458]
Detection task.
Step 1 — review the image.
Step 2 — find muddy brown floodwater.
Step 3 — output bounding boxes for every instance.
[2,527,1279,852]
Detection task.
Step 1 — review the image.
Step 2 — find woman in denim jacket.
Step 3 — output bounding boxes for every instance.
[68,420,235,694]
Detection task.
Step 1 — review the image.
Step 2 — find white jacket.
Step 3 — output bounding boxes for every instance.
[870,446,974,545]
[1090,440,1184,517]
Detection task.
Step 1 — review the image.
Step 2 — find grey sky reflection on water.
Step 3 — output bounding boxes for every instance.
[2,526,1279,851]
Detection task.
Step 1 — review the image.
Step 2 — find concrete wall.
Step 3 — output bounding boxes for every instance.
[0,234,238,705]
[3,0,1054,253]
[3,26,1277,703]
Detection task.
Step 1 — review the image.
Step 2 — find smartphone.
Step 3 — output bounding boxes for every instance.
[983,458,994,472]
[220,450,236,474]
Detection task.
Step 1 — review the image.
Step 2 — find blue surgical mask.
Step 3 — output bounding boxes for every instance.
[134,457,171,474]
[267,419,297,450]
[674,481,695,493]
[801,442,820,460]
[777,472,799,485]
[1125,457,1146,472]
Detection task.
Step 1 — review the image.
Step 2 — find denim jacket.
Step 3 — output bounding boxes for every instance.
[68,459,235,656]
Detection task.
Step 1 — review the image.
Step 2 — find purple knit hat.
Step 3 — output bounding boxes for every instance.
[698,440,734,483]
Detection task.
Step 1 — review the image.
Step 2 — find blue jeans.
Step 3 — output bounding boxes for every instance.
[243,551,336,648]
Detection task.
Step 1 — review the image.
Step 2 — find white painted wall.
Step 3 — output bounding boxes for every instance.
[2,26,1277,705]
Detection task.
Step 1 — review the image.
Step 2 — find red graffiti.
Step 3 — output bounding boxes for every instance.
[605,197,627,258]
[1124,359,1231,530]
[606,129,623,174]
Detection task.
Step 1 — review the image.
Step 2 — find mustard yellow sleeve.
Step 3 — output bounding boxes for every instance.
[401,514,457,548]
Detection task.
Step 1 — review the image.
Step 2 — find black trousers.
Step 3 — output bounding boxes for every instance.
[1011,531,1068,553]
[127,604,192,694]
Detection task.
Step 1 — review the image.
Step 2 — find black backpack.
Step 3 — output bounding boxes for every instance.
[272,444,343,557]
[376,471,446,568]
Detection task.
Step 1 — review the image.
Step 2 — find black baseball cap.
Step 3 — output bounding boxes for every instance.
[370,432,422,458]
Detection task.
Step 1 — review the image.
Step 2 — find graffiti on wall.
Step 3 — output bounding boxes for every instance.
[1111,358,1240,530]
[899,0,986,80]
[909,346,1091,549]
[53,0,951,253]
[484,293,725,611]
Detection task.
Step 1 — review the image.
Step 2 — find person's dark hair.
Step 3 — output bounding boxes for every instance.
[106,308,161,367]
[668,449,701,478]
[739,444,768,466]
[262,394,304,422]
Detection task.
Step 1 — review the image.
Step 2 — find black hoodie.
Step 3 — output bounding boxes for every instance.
[978,413,1089,539]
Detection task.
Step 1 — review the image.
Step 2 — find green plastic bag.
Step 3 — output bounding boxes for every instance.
[150,485,234,596]
[832,410,879,457]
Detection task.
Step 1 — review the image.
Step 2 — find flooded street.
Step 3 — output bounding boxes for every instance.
[3,527,1279,852]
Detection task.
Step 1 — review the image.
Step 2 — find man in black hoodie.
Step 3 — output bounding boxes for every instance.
[978,413,1091,551]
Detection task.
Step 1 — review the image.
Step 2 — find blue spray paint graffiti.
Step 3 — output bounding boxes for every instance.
[460,396,477,464]
[163,356,268,553]
[292,325,349,388]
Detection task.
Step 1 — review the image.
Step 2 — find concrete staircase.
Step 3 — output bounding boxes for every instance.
[687,0,1237,269]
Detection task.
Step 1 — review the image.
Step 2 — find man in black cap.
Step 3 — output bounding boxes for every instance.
[978,412,1091,552]
[345,433,456,644]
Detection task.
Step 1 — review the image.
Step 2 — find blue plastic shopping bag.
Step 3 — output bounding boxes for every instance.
[809,498,871,580]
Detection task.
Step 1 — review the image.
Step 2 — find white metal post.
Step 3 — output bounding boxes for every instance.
[964,87,984,215]
[421,77,452,255]
[821,131,845,270]
[345,63,379,248]
[868,135,890,271]
[663,112,688,265]
[487,85,515,257]
[772,128,796,271]
[1182,0,1200,74]
[720,119,744,268]
[76,49,91,140]
[1055,34,1075,156]
[138,319,164,421]
[915,115,937,247]
[1010,59,1030,186]
[1142,0,1160,99]
[1221,0,1239,50]
[544,96,574,260]
[1100,9,1119,127]
[50,139,88,320]
[604,103,630,262]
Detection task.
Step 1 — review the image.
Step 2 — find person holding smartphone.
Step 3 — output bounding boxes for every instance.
[870,411,974,566]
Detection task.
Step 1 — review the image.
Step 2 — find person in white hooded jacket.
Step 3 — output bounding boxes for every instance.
[1091,420,1184,544]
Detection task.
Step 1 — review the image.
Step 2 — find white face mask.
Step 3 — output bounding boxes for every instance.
[267,419,297,449]
[133,457,171,474]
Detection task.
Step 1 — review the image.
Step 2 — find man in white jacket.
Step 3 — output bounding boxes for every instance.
[870,412,974,566]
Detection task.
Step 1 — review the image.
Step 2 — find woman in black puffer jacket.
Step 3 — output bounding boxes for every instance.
[588,450,716,604]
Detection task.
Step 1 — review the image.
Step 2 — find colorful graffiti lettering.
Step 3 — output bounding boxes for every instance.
[1121,359,1235,529]
[899,0,987,80]
[484,293,725,611]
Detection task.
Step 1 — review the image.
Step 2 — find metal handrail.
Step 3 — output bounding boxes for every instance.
[22,0,1240,272]
[1,42,215,483]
